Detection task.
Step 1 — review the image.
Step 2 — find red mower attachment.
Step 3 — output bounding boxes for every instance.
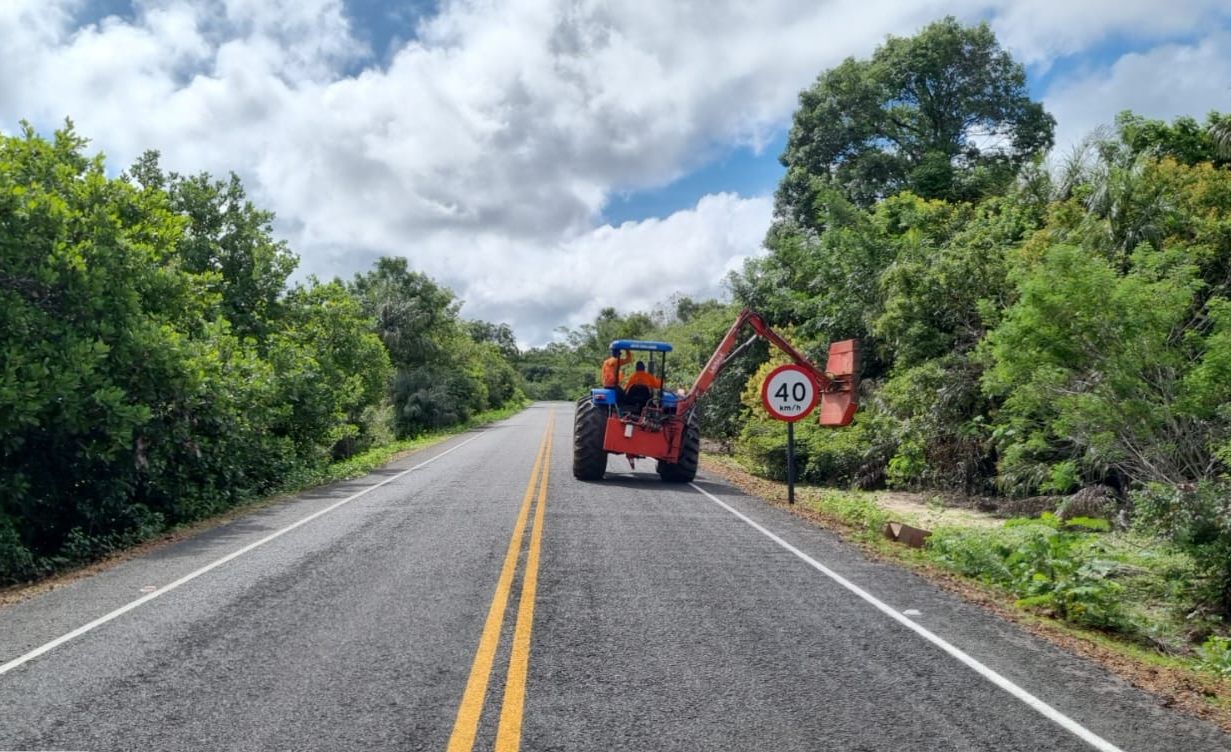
[818,339,859,427]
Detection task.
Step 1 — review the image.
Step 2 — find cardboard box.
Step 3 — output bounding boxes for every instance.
[883,521,932,548]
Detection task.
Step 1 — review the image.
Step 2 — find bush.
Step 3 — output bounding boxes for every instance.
[1198,635,1231,677]
[1132,481,1231,616]
[927,515,1127,630]
[0,514,35,582]
[0,125,399,583]
[736,354,896,487]
[392,367,485,436]
[878,356,995,493]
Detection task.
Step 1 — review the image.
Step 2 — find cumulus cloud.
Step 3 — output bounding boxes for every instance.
[455,192,773,345]
[988,0,1231,69]
[0,0,961,343]
[1044,32,1231,152]
[3,0,1230,343]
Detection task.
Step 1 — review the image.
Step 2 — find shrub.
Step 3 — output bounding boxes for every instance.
[1132,481,1231,616]
[736,354,897,487]
[927,517,1127,630]
[1198,635,1231,677]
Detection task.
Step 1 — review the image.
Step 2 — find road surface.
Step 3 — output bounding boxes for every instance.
[1,402,1228,751]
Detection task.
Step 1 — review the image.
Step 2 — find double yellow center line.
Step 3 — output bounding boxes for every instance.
[447,415,554,752]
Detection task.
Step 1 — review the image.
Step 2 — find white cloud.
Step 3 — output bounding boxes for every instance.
[1,0,962,343]
[3,0,1231,343]
[453,192,774,346]
[1044,32,1231,152]
[989,0,1231,69]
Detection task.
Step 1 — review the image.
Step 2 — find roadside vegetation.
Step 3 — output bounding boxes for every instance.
[0,126,525,584]
[520,18,1231,683]
[5,12,1231,694]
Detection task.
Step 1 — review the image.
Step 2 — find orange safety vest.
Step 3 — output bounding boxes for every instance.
[601,352,632,387]
[623,371,662,391]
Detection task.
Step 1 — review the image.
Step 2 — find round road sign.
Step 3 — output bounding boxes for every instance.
[760,364,818,422]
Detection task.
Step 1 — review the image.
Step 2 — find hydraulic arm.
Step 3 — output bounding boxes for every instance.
[679,308,859,426]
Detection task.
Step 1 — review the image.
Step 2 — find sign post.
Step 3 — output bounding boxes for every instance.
[786,421,796,504]
[760,364,819,504]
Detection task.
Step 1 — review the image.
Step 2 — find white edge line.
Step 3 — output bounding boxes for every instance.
[688,481,1125,752]
[0,432,488,676]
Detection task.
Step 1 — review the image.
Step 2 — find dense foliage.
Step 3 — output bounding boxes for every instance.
[521,19,1231,620]
[0,123,522,582]
[733,22,1231,501]
[350,258,521,435]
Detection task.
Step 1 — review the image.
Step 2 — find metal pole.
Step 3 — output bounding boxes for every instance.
[787,420,795,505]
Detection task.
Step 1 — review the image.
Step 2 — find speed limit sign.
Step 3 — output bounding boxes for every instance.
[760,364,818,422]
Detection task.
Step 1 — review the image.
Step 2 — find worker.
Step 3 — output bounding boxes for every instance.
[622,360,662,412]
[601,346,632,392]
[623,361,662,392]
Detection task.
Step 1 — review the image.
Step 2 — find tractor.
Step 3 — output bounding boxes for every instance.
[572,308,859,482]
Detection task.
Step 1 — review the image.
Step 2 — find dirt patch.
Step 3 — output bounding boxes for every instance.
[700,455,1231,733]
[875,490,1002,529]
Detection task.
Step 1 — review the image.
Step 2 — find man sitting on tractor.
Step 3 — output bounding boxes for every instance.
[622,360,662,413]
[601,346,632,398]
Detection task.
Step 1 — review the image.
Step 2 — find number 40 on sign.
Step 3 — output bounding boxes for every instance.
[760,365,818,422]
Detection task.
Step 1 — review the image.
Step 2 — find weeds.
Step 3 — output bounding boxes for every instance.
[926,515,1127,630]
[3,401,527,586]
[806,490,890,537]
[1199,636,1231,677]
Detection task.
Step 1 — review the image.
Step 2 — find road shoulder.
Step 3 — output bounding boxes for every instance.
[700,455,1231,735]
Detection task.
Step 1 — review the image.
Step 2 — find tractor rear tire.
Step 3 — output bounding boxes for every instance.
[573,396,608,480]
[658,417,700,483]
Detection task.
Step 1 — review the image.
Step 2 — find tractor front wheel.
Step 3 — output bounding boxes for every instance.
[573,396,608,480]
[658,416,700,483]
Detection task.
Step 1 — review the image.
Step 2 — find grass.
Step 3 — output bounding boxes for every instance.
[800,488,891,540]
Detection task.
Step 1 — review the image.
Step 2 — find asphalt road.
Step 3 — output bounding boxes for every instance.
[2,402,1229,751]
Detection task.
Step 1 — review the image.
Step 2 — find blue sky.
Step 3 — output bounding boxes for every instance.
[602,133,789,226]
[5,0,1231,343]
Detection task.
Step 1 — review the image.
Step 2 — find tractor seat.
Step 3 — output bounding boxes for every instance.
[623,384,652,414]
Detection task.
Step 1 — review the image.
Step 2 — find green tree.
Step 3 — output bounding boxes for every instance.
[874,192,1039,367]
[730,187,888,357]
[1115,111,1230,167]
[467,320,520,361]
[0,124,401,582]
[517,341,593,400]
[982,245,1210,492]
[777,16,1053,223]
[268,281,393,461]
[351,257,522,436]
[1208,114,1231,158]
[129,152,298,344]
[351,257,460,366]
[564,307,656,364]
[0,123,218,575]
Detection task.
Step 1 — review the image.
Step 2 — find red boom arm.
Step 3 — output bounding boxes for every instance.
[678,308,859,426]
